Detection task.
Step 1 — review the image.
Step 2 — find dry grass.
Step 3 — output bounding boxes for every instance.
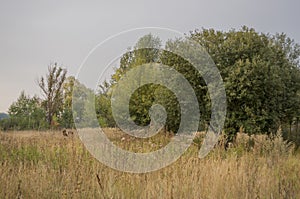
[0,129,300,198]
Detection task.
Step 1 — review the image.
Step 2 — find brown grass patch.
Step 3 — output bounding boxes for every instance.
[0,129,299,198]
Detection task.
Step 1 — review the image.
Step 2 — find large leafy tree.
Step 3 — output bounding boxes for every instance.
[102,34,209,133]
[38,63,67,127]
[190,27,300,138]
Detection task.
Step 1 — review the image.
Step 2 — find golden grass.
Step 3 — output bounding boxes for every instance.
[0,129,299,198]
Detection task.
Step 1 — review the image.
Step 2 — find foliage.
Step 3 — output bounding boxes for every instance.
[38,63,67,127]
[99,34,162,129]
[72,79,99,128]
[0,65,77,130]
[190,27,300,138]
[2,27,300,140]
[0,91,48,130]
[98,27,300,141]
[59,76,76,129]
[95,82,115,127]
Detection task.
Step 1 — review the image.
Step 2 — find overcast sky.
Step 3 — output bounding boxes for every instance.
[0,0,299,112]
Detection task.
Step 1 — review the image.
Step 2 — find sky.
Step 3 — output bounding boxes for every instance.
[0,0,300,112]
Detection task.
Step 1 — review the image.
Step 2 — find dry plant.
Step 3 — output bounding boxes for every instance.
[0,129,299,198]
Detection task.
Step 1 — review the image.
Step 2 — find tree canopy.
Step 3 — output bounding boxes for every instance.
[2,27,300,144]
[1,91,47,130]
[98,27,300,140]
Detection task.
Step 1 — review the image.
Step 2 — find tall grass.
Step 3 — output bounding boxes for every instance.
[0,129,299,198]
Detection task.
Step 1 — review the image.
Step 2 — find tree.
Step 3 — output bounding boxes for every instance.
[102,33,209,133]
[70,77,99,128]
[190,27,300,139]
[159,40,212,133]
[109,34,162,127]
[59,76,76,128]
[95,81,115,127]
[5,91,47,130]
[38,63,67,127]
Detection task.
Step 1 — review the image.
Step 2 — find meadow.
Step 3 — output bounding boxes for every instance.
[0,129,300,199]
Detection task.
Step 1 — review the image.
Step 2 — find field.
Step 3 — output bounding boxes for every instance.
[0,129,300,198]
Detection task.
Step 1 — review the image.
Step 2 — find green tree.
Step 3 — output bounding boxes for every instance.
[95,81,115,127]
[72,78,99,128]
[59,76,76,128]
[109,34,162,127]
[159,41,211,133]
[6,91,47,130]
[190,27,300,138]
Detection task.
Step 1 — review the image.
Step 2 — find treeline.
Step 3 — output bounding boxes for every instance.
[1,27,300,144]
[97,26,300,142]
[0,65,75,130]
